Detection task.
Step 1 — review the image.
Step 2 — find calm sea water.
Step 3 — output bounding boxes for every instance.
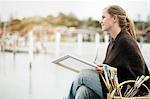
[0,42,149,99]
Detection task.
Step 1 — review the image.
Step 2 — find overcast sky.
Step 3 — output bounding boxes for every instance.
[0,0,150,21]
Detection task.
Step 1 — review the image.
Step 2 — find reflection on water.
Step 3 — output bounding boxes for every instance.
[0,42,149,99]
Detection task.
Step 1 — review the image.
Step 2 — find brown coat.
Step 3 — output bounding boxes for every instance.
[101,30,150,96]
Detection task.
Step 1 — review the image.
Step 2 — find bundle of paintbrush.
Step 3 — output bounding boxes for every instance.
[123,75,150,98]
[100,64,119,93]
[100,64,150,98]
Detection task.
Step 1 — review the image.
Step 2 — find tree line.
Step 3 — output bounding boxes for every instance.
[0,12,150,36]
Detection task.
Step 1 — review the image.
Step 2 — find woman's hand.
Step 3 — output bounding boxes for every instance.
[95,63,104,74]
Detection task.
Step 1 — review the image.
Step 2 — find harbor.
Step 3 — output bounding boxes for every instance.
[0,42,150,99]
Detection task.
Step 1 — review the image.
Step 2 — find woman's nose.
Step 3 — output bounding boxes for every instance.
[99,19,102,24]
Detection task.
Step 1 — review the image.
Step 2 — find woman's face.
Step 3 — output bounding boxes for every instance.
[100,9,115,32]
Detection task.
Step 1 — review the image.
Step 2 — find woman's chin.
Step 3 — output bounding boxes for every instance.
[102,28,106,32]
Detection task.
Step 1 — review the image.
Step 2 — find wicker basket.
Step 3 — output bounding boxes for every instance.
[107,80,150,99]
[107,94,150,99]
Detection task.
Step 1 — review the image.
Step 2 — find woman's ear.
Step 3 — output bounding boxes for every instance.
[113,15,118,23]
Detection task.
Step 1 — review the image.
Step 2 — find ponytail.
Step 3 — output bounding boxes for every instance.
[126,17,136,39]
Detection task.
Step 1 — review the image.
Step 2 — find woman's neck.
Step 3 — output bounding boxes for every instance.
[108,26,121,40]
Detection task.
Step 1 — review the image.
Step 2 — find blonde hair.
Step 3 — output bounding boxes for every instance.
[105,5,136,39]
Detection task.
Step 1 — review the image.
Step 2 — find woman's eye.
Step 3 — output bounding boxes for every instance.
[102,16,105,19]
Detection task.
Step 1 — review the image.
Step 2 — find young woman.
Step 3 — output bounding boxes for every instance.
[65,5,150,99]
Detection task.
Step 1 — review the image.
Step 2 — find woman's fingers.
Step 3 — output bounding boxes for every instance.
[97,64,104,67]
[96,64,104,74]
[96,69,104,74]
[96,67,103,70]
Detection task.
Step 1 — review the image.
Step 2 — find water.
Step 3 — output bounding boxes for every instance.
[0,42,149,99]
